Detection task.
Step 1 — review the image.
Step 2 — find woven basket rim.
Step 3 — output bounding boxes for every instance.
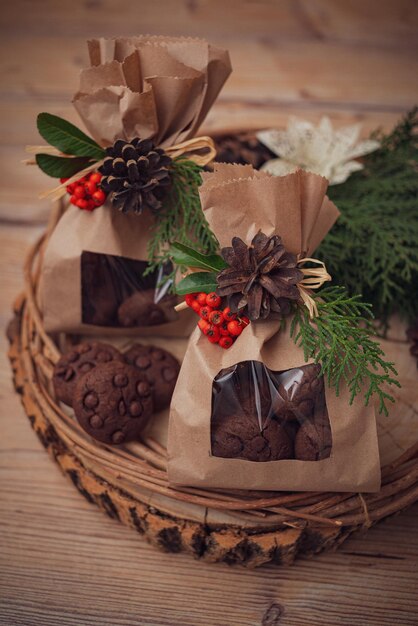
[13,198,418,533]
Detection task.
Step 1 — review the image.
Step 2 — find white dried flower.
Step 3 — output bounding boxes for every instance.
[257,116,380,185]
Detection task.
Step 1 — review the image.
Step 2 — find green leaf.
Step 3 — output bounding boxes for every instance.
[36,153,93,178]
[37,113,105,160]
[176,272,218,295]
[169,242,226,272]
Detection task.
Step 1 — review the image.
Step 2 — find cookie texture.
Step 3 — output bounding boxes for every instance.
[125,344,180,412]
[53,342,124,407]
[117,290,177,327]
[211,414,294,462]
[73,361,154,445]
[294,412,332,461]
[273,363,323,422]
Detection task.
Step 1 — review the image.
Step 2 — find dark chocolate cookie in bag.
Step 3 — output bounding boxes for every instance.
[168,166,382,493]
[39,37,231,336]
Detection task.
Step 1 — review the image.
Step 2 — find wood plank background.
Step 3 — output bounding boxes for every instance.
[0,1,417,624]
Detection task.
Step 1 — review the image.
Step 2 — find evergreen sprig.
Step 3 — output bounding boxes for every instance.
[318,107,418,327]
[146,158,219,276]
[290,286,400,415]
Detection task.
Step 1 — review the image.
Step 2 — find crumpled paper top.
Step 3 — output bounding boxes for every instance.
[73,36,232,148]
[199,164,340,256]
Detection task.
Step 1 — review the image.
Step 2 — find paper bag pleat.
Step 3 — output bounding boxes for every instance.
[77,36,232,148]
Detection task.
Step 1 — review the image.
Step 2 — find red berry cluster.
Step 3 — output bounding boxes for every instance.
[185,292,249,349]
[60,172,106,212]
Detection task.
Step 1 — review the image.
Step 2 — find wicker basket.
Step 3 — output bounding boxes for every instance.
[7,193,418,568]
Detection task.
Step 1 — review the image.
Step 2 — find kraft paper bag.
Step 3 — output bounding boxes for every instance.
[167,166,381,492]
[41,204,195,336]
[74,36,232,148]
[40,37,231,335]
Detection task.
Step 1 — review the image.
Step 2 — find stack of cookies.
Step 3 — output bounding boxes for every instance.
[53,341,180,445]
[211,362,332,462]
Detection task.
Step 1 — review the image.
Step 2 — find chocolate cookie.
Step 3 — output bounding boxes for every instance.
[53,342,125,407]
[273,363,323,422]
[117,290,177,327]
[73,361,154,445]
[294,412,332,461]
[211,414,293,462]
[124,344,180,412]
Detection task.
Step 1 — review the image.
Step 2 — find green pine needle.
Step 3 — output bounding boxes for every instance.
[290,286,400,415]
[146,158,219,279]
[317,107,418,328]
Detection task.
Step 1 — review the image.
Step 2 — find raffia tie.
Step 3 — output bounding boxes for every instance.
[296,257,332,318]
[24,135,216,202]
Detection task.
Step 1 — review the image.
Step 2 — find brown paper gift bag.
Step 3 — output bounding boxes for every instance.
[167,166,381,492]
[40,36,231,335]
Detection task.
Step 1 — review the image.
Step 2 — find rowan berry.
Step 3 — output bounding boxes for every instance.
[223,307,237,322]
[227,320,243,336]
[199,305,213,320]
[191,300,201,314]
[185,293,197,307]
[196,292,208,306]
[74,185,85,199]
[206,292,221,308]
[206,325,220,343]
[92,189,106,205]
[219,321,230,336]
[208,310,224,325]
[198,319,210,334]
[219,336,233,349]
[65,172,106,210]
[76,198,89,210]
[89,172,102,184]
[85,180,97,195]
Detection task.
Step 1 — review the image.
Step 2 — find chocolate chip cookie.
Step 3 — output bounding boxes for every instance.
[294,410,332,461]
[211,414,294,462]
[53,342,125,407]
[124,344,180,412]
[73,361,154,445]
[117,290,177,327]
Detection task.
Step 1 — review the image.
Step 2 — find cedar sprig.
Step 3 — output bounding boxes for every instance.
[290,286,400,415]
[146,158,219,278]
[318,107,418,327]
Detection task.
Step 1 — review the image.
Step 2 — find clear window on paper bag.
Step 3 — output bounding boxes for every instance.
[211,361,332,462]
[81,251,178,328]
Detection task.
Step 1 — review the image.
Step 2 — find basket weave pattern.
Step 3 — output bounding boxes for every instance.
[7,200,418,567]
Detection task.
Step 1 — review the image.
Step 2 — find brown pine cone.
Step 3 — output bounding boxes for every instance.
[217,231,303,320]
[99,138,172,214]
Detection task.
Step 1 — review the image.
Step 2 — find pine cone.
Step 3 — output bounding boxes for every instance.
[99,138,172,214]
[217,231,304,321]
[214,132,275,169]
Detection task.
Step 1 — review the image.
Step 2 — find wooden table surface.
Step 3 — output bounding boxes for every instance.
[1,2,418,624]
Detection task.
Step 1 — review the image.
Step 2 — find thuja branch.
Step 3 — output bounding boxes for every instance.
[290,286,400,415]
[146,158,219,277]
